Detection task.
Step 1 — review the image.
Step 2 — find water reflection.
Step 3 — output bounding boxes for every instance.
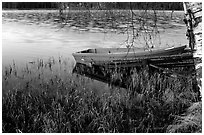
[73,62,133,88]
[2,20,188,69]
[2,21,127,68]
[73,63,111,84]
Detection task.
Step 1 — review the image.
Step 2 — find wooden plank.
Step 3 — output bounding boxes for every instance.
[149,64,188,78]
[96,52,194,68]
[111,52,193,62]
[154,62,195,68]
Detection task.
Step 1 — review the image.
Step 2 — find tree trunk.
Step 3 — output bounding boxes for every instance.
[183,2,202,98]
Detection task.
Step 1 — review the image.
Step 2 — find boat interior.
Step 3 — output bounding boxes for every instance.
[79,47,147,54]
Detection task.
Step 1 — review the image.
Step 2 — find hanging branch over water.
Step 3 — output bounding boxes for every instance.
[125,2,161,49]
[56,2,181,50]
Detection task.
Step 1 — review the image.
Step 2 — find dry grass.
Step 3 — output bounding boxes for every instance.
[167,102,202,133]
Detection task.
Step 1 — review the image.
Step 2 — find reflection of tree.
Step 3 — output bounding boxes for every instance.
[2,2,58,9]
[2,2,183,10]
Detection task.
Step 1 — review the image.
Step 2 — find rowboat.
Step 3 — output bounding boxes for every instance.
[72,45,187,66]
[73,45,193,88]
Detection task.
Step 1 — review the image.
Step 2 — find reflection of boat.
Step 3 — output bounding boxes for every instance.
[73,62,129,88]
[72,45,187,66]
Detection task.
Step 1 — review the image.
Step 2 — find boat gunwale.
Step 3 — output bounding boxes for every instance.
[72,45,187,57]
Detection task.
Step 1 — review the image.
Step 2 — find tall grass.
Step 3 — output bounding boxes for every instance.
[2,57,201,133]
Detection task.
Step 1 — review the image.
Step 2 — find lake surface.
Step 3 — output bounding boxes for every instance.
[2,13,188,70]
[2,10,189,97]
[2,22,122,69]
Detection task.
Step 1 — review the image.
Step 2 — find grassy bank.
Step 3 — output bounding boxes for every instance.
[2,58,201,133]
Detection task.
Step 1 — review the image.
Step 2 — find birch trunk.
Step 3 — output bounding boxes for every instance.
[183,2,202,97]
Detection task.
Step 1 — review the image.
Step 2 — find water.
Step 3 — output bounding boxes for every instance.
[2,21,126,69]
[2,10,188,98]
[2,20,130,96]
[2,18,188,69]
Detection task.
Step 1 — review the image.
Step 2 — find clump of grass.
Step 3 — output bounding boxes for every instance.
[2,58,201,133]
[166,102,202,133]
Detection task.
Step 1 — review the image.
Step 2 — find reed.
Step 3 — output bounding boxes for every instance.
[2,57,201,133]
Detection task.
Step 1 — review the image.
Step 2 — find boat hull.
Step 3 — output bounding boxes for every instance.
[72,45,187,66]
